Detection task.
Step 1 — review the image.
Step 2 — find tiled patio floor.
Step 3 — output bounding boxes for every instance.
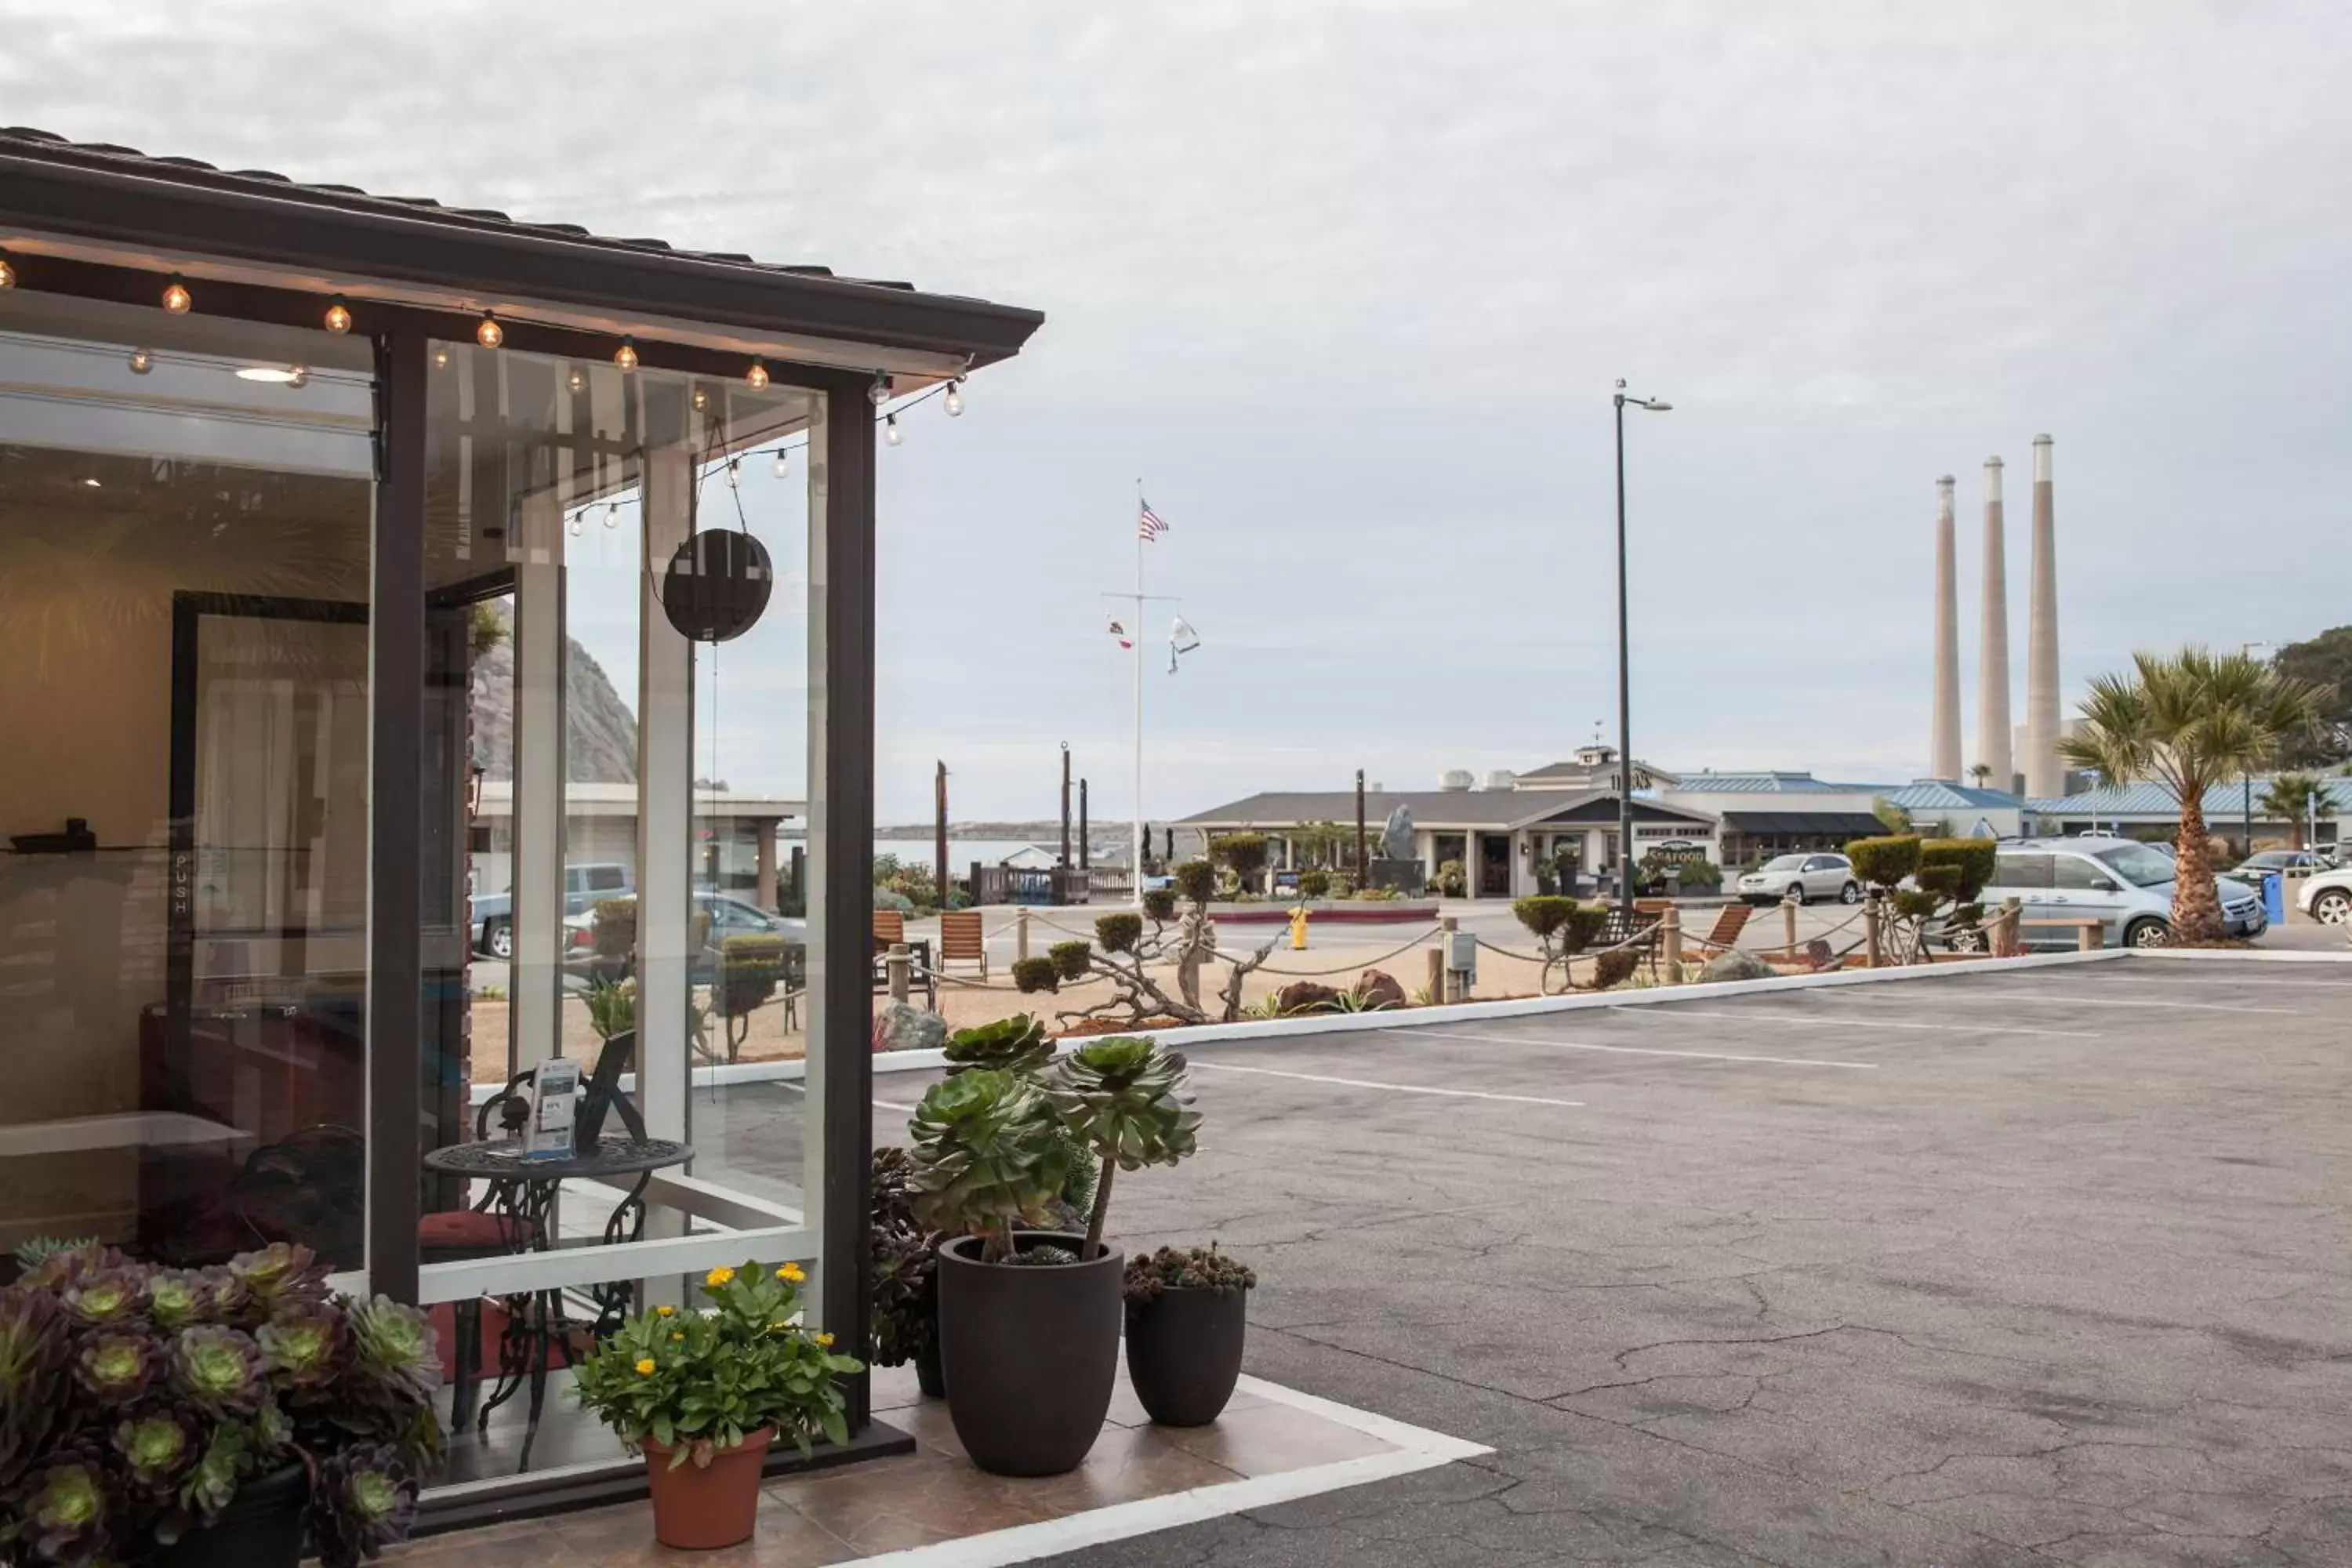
[394,1360,1480,1566]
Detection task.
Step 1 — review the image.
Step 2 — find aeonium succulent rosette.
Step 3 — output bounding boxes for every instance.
[0,1242,441,1568]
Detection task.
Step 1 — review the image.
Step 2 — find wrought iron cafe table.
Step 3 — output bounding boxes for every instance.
[422,1135,691,1466]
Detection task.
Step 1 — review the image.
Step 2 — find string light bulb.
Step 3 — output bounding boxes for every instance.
[727,457,742,488]
[162,280,192,314]
[884,412,903,446]
[0,254,17,289]
[475,313,503,349]
[567,367,586,394]
[128,349,152,375]
[746,359,769,389]
[432,347,451,370]
[691,387,709,412]
[614,339,638,371]
[868,372,891,408]
[604,503,620,529]
[324,299,351,334]
[771,449,789,479]
[943,379,964,417]
[568,513,583,538]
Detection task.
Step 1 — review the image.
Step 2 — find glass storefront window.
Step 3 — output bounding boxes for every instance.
[416,343,822,1481]
[0,291,375,1272]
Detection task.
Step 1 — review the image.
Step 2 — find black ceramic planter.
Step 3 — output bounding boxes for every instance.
[915,1310,946,1399]
[937,1231,1120,1475]
[1125,1287,1248,1426]
[160,1463,306,1568]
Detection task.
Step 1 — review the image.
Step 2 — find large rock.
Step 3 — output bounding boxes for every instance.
[871,1001,948,1054]
[1381,805,1414,863]
[1697,949,1775,984]
[1355,969,1408,1011]
[1274,981,1343,1016]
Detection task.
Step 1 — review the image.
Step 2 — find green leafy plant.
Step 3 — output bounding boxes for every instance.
[1171,860,1217,906]
[584,975,636,1041]
[1010,956,1060,995]
[868,1150,935,1370]
[1297,869,1331,900]
[1122,1244,1256,1305]
[907,1070,1072,1263]
[1142,887,1178,924]
[1512,895,1606,991]
[1436,858,1467,898]
[942,1014,1054,1077]
[1207,833,1270,893]
[1047,939,1092,982]
[1094,912,1144,955]
[1842,834,1922,891]
[572,1260,860,1467]
[0,1243,440,1568]
[1046,1038,1200,1261]
[1589,949,1639,990]
[591,897,637,959]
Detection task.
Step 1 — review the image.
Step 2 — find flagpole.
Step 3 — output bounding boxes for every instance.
[1133,479,1147,909]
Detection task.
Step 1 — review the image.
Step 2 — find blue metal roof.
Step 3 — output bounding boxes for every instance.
[1668,771,1846,794]
[2027,776,2352,817]
[1885,781,2024,811]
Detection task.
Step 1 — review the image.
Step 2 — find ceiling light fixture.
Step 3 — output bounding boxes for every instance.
[127,349,152,375]
[475,313,503,349]
[81,477,101,489]
[236,365,307,384]
[162,280,192,314]
[324,299,351,334]
[746,359,769,389]
[615,339,639,371]
[868,372,891,408]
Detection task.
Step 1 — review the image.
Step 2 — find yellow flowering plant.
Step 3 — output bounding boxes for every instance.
[572,1258,861,1468]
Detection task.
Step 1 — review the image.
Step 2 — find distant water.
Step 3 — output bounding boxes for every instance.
[779,837,1115,868]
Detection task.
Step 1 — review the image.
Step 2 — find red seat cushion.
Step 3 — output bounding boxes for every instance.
[416,1210,534,1254]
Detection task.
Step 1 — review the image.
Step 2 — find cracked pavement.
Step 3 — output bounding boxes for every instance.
[1013,957,2352,1566]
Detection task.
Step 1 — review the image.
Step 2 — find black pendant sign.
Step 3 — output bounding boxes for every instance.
[662,529,773,643]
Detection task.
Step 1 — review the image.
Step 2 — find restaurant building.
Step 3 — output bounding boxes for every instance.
[0,127,1040,1512]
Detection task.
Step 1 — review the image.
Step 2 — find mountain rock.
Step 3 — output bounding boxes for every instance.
[467,603,639,783]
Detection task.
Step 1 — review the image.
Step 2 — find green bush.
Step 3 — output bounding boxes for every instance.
[1591,949,1639,989]
[1209,833,1269,891]
[1916,838,1995,902]
[1512,895,1581,941]
[592,897,637,958]
[714,933,787,1018]
[1047,938,1091,981]
[1436,858,1467,898]
[1142,887,1178,923]
[1172,859,1217,905]
[1095,912,1144,955]
[1011,956,1060,994]
[1298,869,1331,900]
[1844,835,1922,890]
[1670,857,1723,892]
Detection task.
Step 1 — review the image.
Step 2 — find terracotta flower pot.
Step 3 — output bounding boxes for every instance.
[642,1427,774,1549]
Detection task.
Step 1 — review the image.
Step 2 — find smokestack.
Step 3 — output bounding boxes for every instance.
[1929,475,1962,782]
[2023,435,2062,799]
[1975,456,2013,793]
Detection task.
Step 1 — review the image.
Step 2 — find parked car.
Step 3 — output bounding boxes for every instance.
[559,890,806,982]
[1734,853,1860,906]
[2296,866,2352,925]
[1946,836,2265,951]
[2227,849,2333,880]
[473,862,635,956]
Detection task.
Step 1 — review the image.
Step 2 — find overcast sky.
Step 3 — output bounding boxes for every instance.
[10,2,2350,822]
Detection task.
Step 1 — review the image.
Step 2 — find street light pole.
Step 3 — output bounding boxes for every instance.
[1612,381,1671,919]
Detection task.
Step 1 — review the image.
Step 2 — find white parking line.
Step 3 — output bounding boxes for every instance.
[1601,1006,2101,1040]
[2067,974,2352,991]
[1187,1060,1582,1108]
[1391,1025,1879,1069]
[1820,988,2296,1016]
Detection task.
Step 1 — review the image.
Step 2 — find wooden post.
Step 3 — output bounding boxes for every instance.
[1996,895,2022,957]
[1781,893,1799,958]
[887,942,910,1004]
[1425,944,1443,1005]
[1661,902,1682,984]
[935,760,950,913]
[1863,894,1882,967]
[1015,906,1031,964]
[2077,920,2100,953]
[1439,915,1460,1004]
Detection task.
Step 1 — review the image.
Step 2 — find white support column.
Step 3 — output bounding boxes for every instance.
[509,488,567,1074]
[637,446,695,1149]
[799,395,833,1328]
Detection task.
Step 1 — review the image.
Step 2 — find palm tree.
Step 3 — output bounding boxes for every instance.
[1967,763,1994,788]
[2259,772,2324,850]
[2060,648,2325,942]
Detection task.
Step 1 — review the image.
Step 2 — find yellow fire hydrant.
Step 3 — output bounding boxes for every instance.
[1288,905,1310,950]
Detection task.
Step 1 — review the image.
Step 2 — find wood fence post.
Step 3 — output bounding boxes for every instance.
[1661,903,1683,984]
[887,942,910,1004]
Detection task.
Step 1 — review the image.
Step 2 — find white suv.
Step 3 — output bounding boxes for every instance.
[2297,866,2352,924]
[1734,853,1860,906]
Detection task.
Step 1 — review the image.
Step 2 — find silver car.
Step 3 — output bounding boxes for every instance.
[1735,852,1860,906]
[1947,837,2265,950]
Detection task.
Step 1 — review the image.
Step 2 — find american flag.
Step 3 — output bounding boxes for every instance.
[1138,497,1169,542]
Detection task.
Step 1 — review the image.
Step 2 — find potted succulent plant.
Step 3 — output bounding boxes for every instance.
[868,1148,943,1398]
[910,1035,1196,1477]
[0,1241,441,1568]
[572,1259,859,1550]
[1122,1246,1256,1426]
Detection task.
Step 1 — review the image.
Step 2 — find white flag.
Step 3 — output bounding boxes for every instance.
[1169,615,1201,673]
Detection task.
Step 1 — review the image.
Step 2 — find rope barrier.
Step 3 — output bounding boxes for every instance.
[1199,925,1443,978]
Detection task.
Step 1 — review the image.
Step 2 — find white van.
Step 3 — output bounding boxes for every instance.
[1946,837,2265,951]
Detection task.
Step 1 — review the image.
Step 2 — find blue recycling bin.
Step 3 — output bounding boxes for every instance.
[2262,872,2285,925]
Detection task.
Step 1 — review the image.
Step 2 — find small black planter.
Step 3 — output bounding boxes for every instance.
[1125,1287,1247,1426]
[914,1303,946,1399]
[937,1231,1120,1475]
[160,1462,306,1568]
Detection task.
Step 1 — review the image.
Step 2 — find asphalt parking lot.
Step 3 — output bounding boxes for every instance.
[993,956,2352,1567]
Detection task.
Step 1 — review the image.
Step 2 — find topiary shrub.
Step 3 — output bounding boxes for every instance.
[1591,949,1639,989]
[1844,834,1922,890]
[1916,838,1995,902]
[1172,859,1217,906]
[1436,859,1467,898]
[1512,895,1581,942]
[1096,912,1144,955]
[1669,857,1723,892]
[1298,869,1331,900]
[1048,938,1091,981]
[1011,956,1060,994]
[1142,887,1178,923]
[593,896,637,958]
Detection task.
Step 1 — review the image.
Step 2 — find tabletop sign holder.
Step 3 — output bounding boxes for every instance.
[520,1058,582,1160]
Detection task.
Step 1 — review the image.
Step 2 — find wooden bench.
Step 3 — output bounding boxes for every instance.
[938,909,988,978]
[873,909,906,947]
[2020,916,2106,952]
[1593,905,1664,980]
[1690,903,1751,953]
